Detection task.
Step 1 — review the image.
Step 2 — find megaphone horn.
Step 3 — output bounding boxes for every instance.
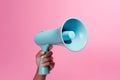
[34,18,88,75]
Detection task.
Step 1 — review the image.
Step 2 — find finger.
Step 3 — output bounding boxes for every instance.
[42,58,51,64]
[36,57,40,67]
[44,51,53,58]
[42,62,51,67]
[36,50,45,58]
[50,62,55,70]
[42,56,53,64]
[48,45,53,51]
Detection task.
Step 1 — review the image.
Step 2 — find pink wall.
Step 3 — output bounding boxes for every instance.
[0,0,120,80]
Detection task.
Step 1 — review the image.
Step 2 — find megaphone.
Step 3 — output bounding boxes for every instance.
[34,18,88,75]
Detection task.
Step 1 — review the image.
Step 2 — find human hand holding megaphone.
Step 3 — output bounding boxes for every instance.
[34,18,88,75]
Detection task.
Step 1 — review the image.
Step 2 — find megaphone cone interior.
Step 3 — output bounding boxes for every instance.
[60,18,88,52]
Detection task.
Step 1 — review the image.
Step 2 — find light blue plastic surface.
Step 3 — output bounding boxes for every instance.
[34,18,88,75]
[39,44,50,75]
[37,32,75,75]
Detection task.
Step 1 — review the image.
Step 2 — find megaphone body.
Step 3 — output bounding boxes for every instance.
[34,18,88,75]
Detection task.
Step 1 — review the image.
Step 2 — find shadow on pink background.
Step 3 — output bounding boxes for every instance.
[0,0,120,80]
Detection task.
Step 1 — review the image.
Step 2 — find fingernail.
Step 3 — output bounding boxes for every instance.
[41,51,44,54]
[41,56,44,59]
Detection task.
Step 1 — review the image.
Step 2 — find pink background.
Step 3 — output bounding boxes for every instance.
[0,0,120,80]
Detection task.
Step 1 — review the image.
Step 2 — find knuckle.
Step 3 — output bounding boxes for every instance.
[42,58,46,62]
[51,56,53,59]
[47,62,50,65]
[46,58,49,61]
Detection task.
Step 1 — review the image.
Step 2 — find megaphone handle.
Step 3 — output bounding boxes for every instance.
[39,44,50,75]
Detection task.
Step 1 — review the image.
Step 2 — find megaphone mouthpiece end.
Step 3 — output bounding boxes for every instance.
[62,31,75,41]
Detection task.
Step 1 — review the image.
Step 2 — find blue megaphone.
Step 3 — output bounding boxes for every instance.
[34,18,88,75]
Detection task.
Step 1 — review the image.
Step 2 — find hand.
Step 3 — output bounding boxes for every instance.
[36,45,55,71]
[34,46,55,80]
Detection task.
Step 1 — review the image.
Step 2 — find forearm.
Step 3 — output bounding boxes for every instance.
[33,67,46,80]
